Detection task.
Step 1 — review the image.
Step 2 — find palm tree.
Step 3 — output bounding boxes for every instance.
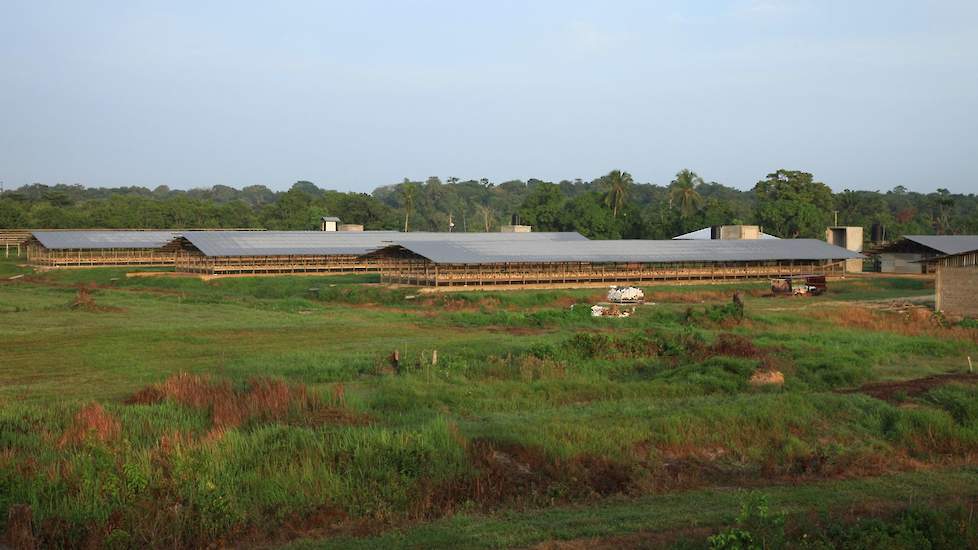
[401,180,416,232]
[669,169,705,218]
[601,170,633,218]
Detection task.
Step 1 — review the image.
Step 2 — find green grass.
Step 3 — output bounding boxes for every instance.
[0,259,973,548]
[288,467,978,549]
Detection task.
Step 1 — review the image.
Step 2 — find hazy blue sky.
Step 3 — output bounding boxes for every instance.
[2,1,976,193]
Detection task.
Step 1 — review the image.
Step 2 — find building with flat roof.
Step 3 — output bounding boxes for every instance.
[170,230,588,276]
[366,238,862,288]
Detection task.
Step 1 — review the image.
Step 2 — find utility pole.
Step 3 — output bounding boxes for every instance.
[833,210,838,226]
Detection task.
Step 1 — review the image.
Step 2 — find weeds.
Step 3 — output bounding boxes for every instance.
[707,493,978,550]
[58,403,121,448]
[126,373,366,431]
[2,266,977,548]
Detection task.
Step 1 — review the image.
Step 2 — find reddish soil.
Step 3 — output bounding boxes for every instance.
[411,439,635,520]
[838,373,978,403]
[3,504,37,550]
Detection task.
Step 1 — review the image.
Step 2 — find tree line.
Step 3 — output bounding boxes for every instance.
[1,171,976,240]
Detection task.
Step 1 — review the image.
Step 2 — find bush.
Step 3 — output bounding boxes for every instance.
[709,492,785,549]
[958,317,978,329]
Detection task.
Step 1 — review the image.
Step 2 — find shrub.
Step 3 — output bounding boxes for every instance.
[709,492,786,550]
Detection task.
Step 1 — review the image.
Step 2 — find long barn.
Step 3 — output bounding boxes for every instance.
[26,231,183,267]
[365,239,863,287]
[170,230,588,276]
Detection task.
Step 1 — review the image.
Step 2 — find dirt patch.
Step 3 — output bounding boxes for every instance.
[413,439,636,518]
[838,373,978,403]
[710,333,763,358]
[229,505,382,549]
[58,403,121,448]
[705,333,790,383]
[4,504,37,550]
[125,373,369,430]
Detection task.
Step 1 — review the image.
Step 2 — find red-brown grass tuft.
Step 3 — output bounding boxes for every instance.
[58,403,121,448]
[127,373,368,430]
[69,286,125,313]
[813,306,978,343]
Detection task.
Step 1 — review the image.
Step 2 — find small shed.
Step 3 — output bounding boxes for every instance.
[320,216,341,232]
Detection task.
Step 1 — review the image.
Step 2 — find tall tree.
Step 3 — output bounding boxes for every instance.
[753,170,834,238]
[668,169,705,218]
[400,180,417,232]
[600,170,633,218]
[518,182,565,231]
[476,204,494,232]
[931,188,955,234]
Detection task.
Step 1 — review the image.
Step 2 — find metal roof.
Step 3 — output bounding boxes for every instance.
[368,238,863,264]
[902,235,978,256]
[672,227,780,240]
[321,216,341,222]
[31,230,182,250]
[179,230,588,257]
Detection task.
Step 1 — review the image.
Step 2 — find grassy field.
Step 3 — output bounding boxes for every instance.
[1,255,977,548]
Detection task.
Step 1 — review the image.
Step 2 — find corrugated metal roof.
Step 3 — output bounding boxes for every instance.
[902,235,978,256]
[179,230,588,257]
[31,230,182,249]
[370,238,863,264]
[672,227,780,240]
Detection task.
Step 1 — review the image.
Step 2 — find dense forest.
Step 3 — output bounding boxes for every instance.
[1,170,976,241]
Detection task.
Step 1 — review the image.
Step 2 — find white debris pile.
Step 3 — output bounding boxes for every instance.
[607,286,644,303]
[591,304,633,318]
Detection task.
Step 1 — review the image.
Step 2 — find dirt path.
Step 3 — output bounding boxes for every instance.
[838,373,978,402]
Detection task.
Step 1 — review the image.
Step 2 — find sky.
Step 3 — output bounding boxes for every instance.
[1,1,977,194]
